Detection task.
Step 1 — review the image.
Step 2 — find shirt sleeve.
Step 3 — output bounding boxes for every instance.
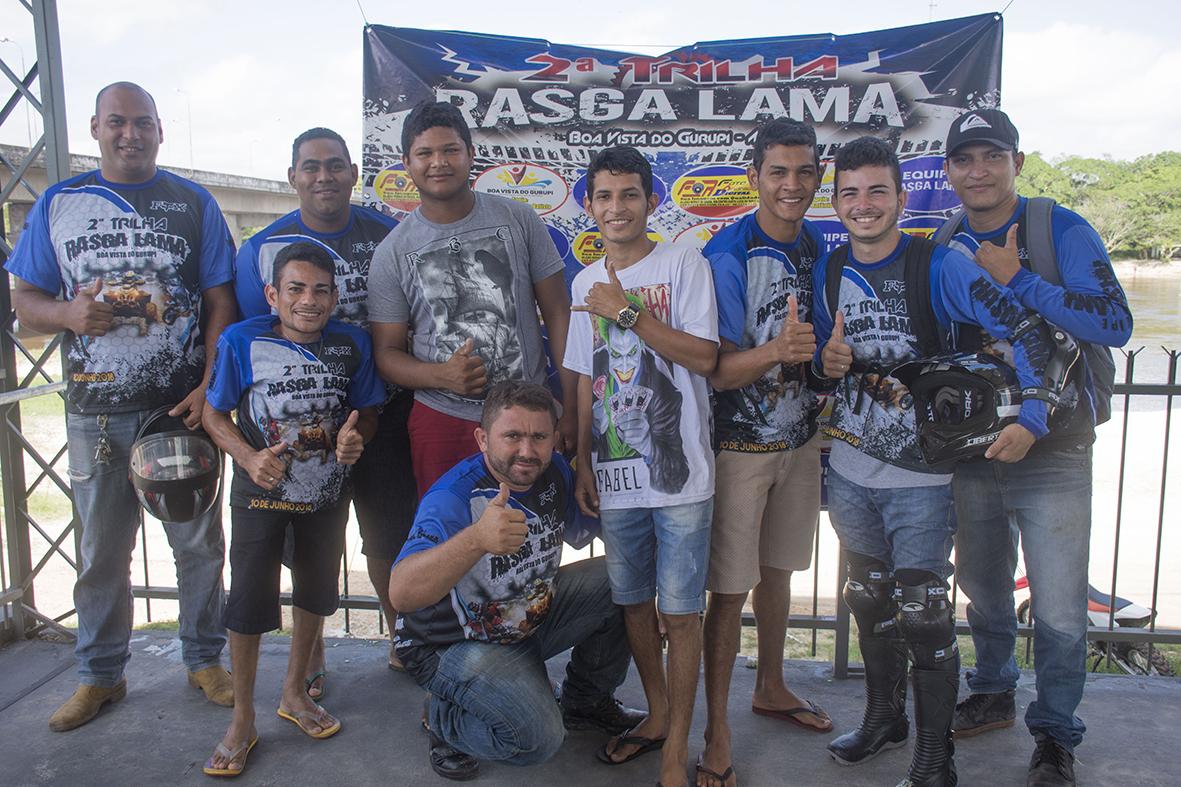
[197,191,236,290]
[347,331,388,409]
[1004,212,1132,347]
[4,192,64,295]
[676,250,719,343]
[233,239,270,319]
[931,248,1052,438]
[708,247,748,347]
[521,206,565,283]
[562,272,595,375]
[810,252,835,371]
[366,233,412,324]
[205,333,247,412]
[395,488,469,563]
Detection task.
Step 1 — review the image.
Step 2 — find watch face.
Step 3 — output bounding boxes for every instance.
[617,305,638,329]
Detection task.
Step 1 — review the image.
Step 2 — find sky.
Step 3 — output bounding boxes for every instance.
[2,0,1179,181]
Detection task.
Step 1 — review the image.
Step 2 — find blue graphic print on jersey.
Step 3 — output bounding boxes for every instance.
[234,206,397,326]
[706,214,823,452]
[946,196,1132,440]
[207,315,385,511]
[394,453,573,675]
[812,234,1054,472]
[5,169,234,413]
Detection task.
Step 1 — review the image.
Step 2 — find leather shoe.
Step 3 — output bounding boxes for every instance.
[48,681,127,731]
[429,730,479,781]
[188,666,235,707]
[562,696,647,736]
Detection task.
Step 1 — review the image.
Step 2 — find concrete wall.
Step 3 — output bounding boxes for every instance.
[1,144,300,246]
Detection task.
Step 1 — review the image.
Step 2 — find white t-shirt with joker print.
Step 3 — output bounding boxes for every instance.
[564,243,718,510]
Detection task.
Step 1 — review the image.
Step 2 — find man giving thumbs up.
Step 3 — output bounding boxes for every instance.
[389,381,643,780]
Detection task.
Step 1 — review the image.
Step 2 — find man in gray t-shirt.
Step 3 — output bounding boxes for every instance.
[368,101,577,498]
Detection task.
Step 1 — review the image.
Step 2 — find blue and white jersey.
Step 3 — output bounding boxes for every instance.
[206,315,385,512]
[812,234,1055,475]
[234,205,397,327]
[5,169,234,413]
[394,453,573,681]
[706,214,823,452]
[945,196,1132,440]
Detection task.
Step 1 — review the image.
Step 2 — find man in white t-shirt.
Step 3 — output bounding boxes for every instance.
[564,145,719,787]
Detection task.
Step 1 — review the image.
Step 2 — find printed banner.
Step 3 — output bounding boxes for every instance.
[362,14,1002,285]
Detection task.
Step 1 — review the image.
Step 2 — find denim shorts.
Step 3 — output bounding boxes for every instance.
[826,467,955,579]
[598,498,713,614]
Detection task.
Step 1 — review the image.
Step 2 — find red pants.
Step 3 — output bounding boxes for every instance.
[406,401,481,498]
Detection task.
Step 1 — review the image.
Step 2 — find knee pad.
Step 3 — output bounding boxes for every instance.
[844,554,898,637]
[895,578,958,669]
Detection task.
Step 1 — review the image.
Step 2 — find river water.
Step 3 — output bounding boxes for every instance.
[1092,264,1180,625]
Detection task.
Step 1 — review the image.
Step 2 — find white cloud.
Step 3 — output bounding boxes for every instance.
[1004,23,1181,160]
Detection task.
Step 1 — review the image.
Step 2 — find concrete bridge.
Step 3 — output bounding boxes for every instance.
[1,144,303,246]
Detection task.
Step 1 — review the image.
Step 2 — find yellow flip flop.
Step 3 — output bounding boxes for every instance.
[276,705,341,739]
[203,736,258,777]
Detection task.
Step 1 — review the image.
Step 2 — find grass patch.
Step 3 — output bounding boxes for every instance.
[135,619,180,631]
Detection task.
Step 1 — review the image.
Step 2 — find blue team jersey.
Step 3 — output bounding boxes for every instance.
[5,169,234,413]
[234,206,397,326]
[206,315,385,511]
[394,452,574,680]
[705,214,823,452]
[946,196,1132,440]
[812,234,1055,473]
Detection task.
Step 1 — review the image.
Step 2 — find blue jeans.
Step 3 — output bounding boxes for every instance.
[826,467,955,578]
[66,411,226,687]
[423,557,630,765]
[598,498,713,614]
[954,444,1091,750]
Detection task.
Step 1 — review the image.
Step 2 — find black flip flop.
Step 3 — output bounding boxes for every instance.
[595,724,666,765]
[696,754,736,786]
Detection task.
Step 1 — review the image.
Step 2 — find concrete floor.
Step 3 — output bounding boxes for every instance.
[1,631,1177,786]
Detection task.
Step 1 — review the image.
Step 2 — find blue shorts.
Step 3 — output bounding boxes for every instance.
[598,498,713,615]
[826,467,955,579]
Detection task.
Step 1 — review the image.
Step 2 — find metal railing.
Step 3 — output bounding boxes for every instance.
[3,333,1178,677]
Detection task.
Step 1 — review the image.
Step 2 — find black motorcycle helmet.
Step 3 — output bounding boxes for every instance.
[891,352,1022,470]
[129,406,222,522]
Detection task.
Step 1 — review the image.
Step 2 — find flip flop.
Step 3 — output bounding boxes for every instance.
[695,754,736,787]
[751,699,833,732]
[304,670,327,700]
[203,736,258,777]
[276,704,341,739]
[595,723,666,765]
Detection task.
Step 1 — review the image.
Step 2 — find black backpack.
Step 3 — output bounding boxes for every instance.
[824,234,951,359]
[932,197,1117,425]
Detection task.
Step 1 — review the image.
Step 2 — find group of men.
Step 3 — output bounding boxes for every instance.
[4,77,1129,787]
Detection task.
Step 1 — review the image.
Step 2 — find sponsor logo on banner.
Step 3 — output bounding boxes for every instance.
[573,229,664,266]
[673,220,730,248]
[374,167,421,213]
[899,216,945,239]
[806,167,838,220]
[474,163,569,215]
[671,166,756,218]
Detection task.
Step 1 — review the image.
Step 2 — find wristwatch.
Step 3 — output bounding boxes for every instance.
[616,303,640,329]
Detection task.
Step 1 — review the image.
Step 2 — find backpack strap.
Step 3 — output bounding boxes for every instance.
[1021,196,1060,285]
[825,244,849,328]
[902,235,946,355]
[931,207,966,247]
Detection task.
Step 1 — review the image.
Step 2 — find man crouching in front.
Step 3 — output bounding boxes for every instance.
[389,381,644,780]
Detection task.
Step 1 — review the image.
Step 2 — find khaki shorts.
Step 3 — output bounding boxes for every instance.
[707,435,822,594]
